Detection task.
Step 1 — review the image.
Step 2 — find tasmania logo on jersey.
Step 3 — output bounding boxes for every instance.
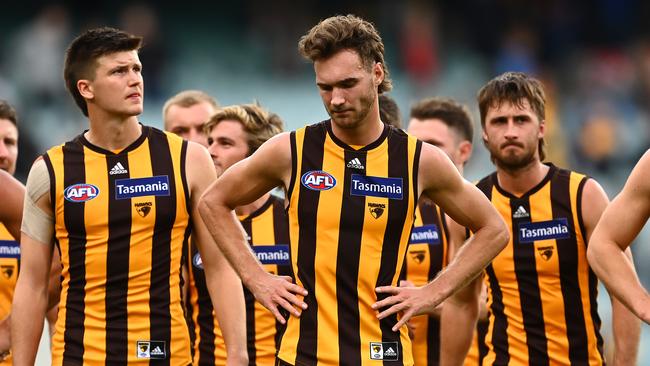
[519,218,571,243]
[115,175,170,200]
[351,174,403,200]
[253,245,290,265]
[301,170,336,191]
[64,183,99,202]
[410,224,441,244]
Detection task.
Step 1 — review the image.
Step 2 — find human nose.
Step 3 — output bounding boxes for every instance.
[330,88,346,107]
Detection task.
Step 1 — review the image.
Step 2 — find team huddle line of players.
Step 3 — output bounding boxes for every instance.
[0,13,648,366]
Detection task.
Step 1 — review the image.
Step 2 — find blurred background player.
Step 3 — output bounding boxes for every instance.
[378,94,402,129]
[11,27,246,365]
[163,90,219,147]
[400,97,482,366]
[188,102,287,365]
[588,150,650,324]
[442,71,640,365]
[0,100,24,364]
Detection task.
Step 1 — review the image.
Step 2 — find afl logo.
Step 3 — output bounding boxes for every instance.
[64,184,99,202]
[193,253,204,269]
[301,170,336,191]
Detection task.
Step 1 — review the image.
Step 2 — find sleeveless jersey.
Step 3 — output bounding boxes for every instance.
[476,164,604,366]
[0,222,19,365]
[399,200,449,366]
[187,195,291,365]
[43,125,192,365]
[279,120,421,366]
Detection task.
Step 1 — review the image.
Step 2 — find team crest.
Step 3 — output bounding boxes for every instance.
[136,340,166,359]
[135,201,153,217]
[1,265,14,279]
[537,245,554,261]
[368,202,385,219]
[410,250,426,264]
[369,341,399,361]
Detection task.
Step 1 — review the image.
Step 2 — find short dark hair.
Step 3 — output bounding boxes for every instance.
[409,97,473,142]
[64,27,143,116]
[477,71,546,160]
[378,95,402,128]
[298,14,392,93]
[0,100,18,126]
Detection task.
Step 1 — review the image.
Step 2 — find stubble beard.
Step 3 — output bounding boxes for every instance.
[328,89,376,130]
[489,142,538,173]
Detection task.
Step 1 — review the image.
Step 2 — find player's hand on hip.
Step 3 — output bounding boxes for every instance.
[372,285,437,332]
[251,272,308,324]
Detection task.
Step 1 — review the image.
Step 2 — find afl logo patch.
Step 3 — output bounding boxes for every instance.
[192,253,203,269]
[64,183,99,202]
[301,170,336,191]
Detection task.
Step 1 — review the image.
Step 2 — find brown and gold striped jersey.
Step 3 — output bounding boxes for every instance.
[399,200,449,366]
[44,125,192,365]
[477,164,604,366]
[187,195,291,366]
[278,120,421,366]
[0,222,19,365]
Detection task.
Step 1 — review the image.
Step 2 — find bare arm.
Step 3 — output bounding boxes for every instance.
[0,169,25,239]
[11,160,54,365]
[588,151,650,324]
[374,145,509,330]
[582,176,641,365]
[439,216,482,366]
[187,142,247,366]
[198,133,307,324]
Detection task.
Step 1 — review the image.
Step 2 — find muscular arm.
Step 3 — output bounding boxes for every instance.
[0,169,25,239]
[374,145,508,329]
[588,152,650,324]
[198,133,307,323]
[187,142,247,366]
[11,160,54,365]
[583,173,642,364]
[439,217,482,366]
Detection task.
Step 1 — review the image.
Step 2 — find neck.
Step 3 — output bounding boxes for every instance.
[495,160,548,197]
[235,192,271,217]
[85,111,141,151]
[330,105,383,146]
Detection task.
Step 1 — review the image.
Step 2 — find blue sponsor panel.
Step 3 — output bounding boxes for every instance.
[301,170,337,191]
[252,245,290,265]
[409,224,441,244]
[115,175,170,200]
[518,218,571,243]
[350,174,403,200]
[0,240,20,258]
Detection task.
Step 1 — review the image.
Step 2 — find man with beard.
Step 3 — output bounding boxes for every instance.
[199,15,509,366]
[587,150,650,324]
[441,72,640,365]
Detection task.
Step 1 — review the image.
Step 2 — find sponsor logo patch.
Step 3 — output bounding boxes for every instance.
[409,249,426,264]
[350,174,403,200]
[135,201,153,217]
[301,170,336,191]
[537,245,554,260]
[109,162,128,175]
[136,340,166,359]
[369,341,399,361]
[410,224,441,244]
[64,183,99,203]
[253,245,290,265]
[347,158,365,170]
[513,205,529,218]
[192,253,203,270]
[0,240,20,259]
[368,202,385,219]
[519,218,571,243]
[115,175,170,200]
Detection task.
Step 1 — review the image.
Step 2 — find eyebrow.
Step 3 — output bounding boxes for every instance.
[316,77,360,88]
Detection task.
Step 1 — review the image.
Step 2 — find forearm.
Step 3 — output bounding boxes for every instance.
[611,297,640,366]
[587,243,649,321]
[439,297,478,366]
[11,279,48,365]
[206,263,248,365]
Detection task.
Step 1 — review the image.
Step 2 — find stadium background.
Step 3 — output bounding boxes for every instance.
[0,1,648,363]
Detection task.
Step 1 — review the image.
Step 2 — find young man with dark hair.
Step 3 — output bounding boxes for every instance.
[11,27,246,365]
[199,15,508,366]
[188,103,287,365]
[441,72,640,365]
